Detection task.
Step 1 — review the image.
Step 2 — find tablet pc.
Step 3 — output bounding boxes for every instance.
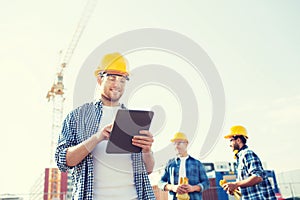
[106,109,154,154]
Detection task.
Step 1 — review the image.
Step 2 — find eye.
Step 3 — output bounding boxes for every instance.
[107,75,116,81]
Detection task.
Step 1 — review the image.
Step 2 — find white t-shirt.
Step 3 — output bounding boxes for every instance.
[178,156,189,183]
[92,106,138,199]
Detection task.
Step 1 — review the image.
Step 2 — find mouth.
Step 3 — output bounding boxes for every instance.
[108,89,123,99]
[110,88,120,93]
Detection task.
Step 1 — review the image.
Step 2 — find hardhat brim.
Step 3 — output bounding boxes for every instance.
[224,134,248,139]
[94,69,129,77]
[224,134,233,139]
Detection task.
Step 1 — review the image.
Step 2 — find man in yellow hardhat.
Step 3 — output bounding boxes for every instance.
[222,125,277,200]
[55,52,155,200]
[158,132,209,200]
[94,52,129,105]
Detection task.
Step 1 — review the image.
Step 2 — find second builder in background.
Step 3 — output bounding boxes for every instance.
[158,132,209,200]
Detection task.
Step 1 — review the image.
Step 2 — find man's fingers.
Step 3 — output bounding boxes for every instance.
[138,130,153,137]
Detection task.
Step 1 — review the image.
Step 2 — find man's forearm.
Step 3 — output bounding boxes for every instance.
[66,134,100,166]
[142,151,155,174]
[237,175,263,188]
[164,183,175,192]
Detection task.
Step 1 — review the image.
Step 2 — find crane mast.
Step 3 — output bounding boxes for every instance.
[45,1,97,199]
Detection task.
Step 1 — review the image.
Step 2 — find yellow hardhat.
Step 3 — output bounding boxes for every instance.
[94,52,129,77]
[224,125,248,139]
[170,132,188,142]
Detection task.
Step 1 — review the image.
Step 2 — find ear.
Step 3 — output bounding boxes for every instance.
[236,138,243,145]
[96,76,102,85]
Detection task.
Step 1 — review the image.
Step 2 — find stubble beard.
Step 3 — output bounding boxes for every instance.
[233,143,240,151]
[101,91,123,105]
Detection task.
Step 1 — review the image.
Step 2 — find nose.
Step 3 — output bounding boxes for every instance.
[110,79,123,88]
[174,145,181,150]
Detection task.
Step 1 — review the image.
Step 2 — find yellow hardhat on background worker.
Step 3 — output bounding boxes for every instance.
[224,125,248,139]
[171,132,188,142]
[94,52,129,77]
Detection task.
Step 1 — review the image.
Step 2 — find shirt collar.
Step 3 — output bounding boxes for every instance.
[176,155,189,163]
[93,99,103,108]
[236,145,248,159]
[93,99,126,110]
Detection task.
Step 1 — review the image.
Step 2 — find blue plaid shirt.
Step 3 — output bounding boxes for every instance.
[236,145,276,200]
[55,100,155,200]
[158,156,209,200]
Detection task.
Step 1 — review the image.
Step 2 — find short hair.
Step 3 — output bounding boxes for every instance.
[234,135,247,144]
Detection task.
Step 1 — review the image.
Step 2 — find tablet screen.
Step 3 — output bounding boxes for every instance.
[106,109,154,154]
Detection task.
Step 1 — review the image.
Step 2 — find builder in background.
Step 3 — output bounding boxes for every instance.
[222,125,277,200]
[158,132,209,200]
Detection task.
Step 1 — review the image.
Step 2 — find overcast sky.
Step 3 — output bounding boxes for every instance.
[1,0,299,197]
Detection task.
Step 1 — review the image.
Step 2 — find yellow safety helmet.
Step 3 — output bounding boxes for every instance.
[170,132,188,142]
[94,52,129,77]
[224,125,248,139]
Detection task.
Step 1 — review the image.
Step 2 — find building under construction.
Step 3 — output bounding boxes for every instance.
[29,169,71,200]
[29,1,98,200]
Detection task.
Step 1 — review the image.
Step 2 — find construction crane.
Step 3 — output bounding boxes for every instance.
[45,1,97,199]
